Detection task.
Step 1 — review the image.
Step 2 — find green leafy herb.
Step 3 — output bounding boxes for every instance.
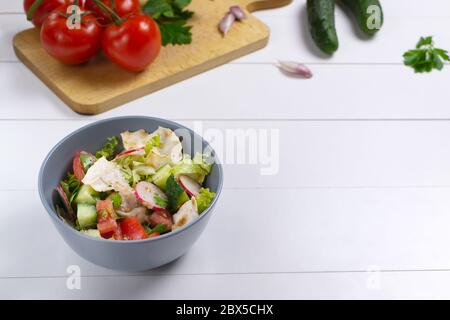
[143,222,167,235]
[403,36,450,73]
[154,194,168,208]
[95,136,119,160]
[151,223,167,234]
[60,173,82,205]
[165,174,189,212]
[196,188,216,213]
[111,193,122,209]
[145,133,161,154]
[142,0,194,46]
[158,22,193,46]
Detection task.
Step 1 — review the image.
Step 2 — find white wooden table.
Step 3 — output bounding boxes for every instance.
[2,0,450,299]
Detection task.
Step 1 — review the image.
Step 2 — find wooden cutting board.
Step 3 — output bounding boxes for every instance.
[13,0,292,115]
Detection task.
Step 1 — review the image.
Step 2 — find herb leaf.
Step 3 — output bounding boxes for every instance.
[60,173,81,205]
[165,174,189,212]
[144,223,167,235]
[95,136,119,160]
[403,36,450,73]
[151,223,167,234]
[154,194,168,208]
[416,36,433,48]
[142,0,193,46]
[158,22,193,46]
[111,193,122,209]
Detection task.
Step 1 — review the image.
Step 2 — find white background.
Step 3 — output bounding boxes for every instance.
[2,0,450,299]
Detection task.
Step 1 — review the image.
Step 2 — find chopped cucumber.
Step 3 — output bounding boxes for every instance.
[81,229,101,238]
[80,152,96,171]
[75,185,99,205]
[152,164,172,190]
[177,191,190,209]
[77,204,97,229]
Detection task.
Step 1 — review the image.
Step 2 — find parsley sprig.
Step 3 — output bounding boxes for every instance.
[95,136,119,160]
[143,0,194,46]
[403,36,450,73]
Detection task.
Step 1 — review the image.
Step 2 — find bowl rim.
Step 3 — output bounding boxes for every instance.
[38,116,224,244]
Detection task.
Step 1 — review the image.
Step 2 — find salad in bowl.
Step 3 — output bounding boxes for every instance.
[56,126,216,241]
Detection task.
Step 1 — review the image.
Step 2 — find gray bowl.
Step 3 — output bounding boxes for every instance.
[38,116,223,271]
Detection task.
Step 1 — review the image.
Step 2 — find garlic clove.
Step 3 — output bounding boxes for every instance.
[230,5,247,20]
[219,12,236,36]
[276,61,313,79]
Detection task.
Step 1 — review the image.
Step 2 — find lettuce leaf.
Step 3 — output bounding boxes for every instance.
[114,154,150,187]
[145,133,161,155]
[196,188,215,213]
[172,153,212,184]
[95,136,119,160]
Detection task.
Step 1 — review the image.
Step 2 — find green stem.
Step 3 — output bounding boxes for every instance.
[92,0,122,25]
[27,0,44,21]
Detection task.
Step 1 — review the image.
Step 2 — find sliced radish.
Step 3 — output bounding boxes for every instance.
[73,152,85,181]
[115,148,145,159]
[56,184,75,221]
[179,175,201,197]
[135,181,168,210]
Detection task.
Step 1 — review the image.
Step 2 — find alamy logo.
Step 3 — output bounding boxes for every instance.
[66,5,81,30]
[366,265,382,290]
[366,5,382,31]
[66,265,81,290]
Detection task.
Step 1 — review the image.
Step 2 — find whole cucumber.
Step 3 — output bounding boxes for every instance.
[341,0,384,35]
[307,0,339,55]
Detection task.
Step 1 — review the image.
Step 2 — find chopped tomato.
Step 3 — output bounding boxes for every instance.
[148,210,173,230]
[96,199,114,215]
[97,217,117,239]
[73,152,85,181]
[96,199,118,239]
[119,217,148,240]
[148,232,160,238]
[113,224,123,240]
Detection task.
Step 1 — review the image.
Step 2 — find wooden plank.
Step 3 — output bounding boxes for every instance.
[2,120,450,190]
[1,63,450,120]
[2,188,450,278]
[2,270,450,299]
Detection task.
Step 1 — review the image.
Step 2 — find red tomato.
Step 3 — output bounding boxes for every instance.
[113,224,123,240]
[85,0,141,25]
[119,217,148,240]
[40,5,102,64]
[97,217,117,239]
[72,152,85,181]
[24,0,66,28]
[148,232,160,238]
[102,14,161,72]
[96,199,114,215]
[96,199,118,238]
[147,210,173,230]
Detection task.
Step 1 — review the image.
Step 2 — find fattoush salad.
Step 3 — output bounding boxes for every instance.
[55,127,216,240]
